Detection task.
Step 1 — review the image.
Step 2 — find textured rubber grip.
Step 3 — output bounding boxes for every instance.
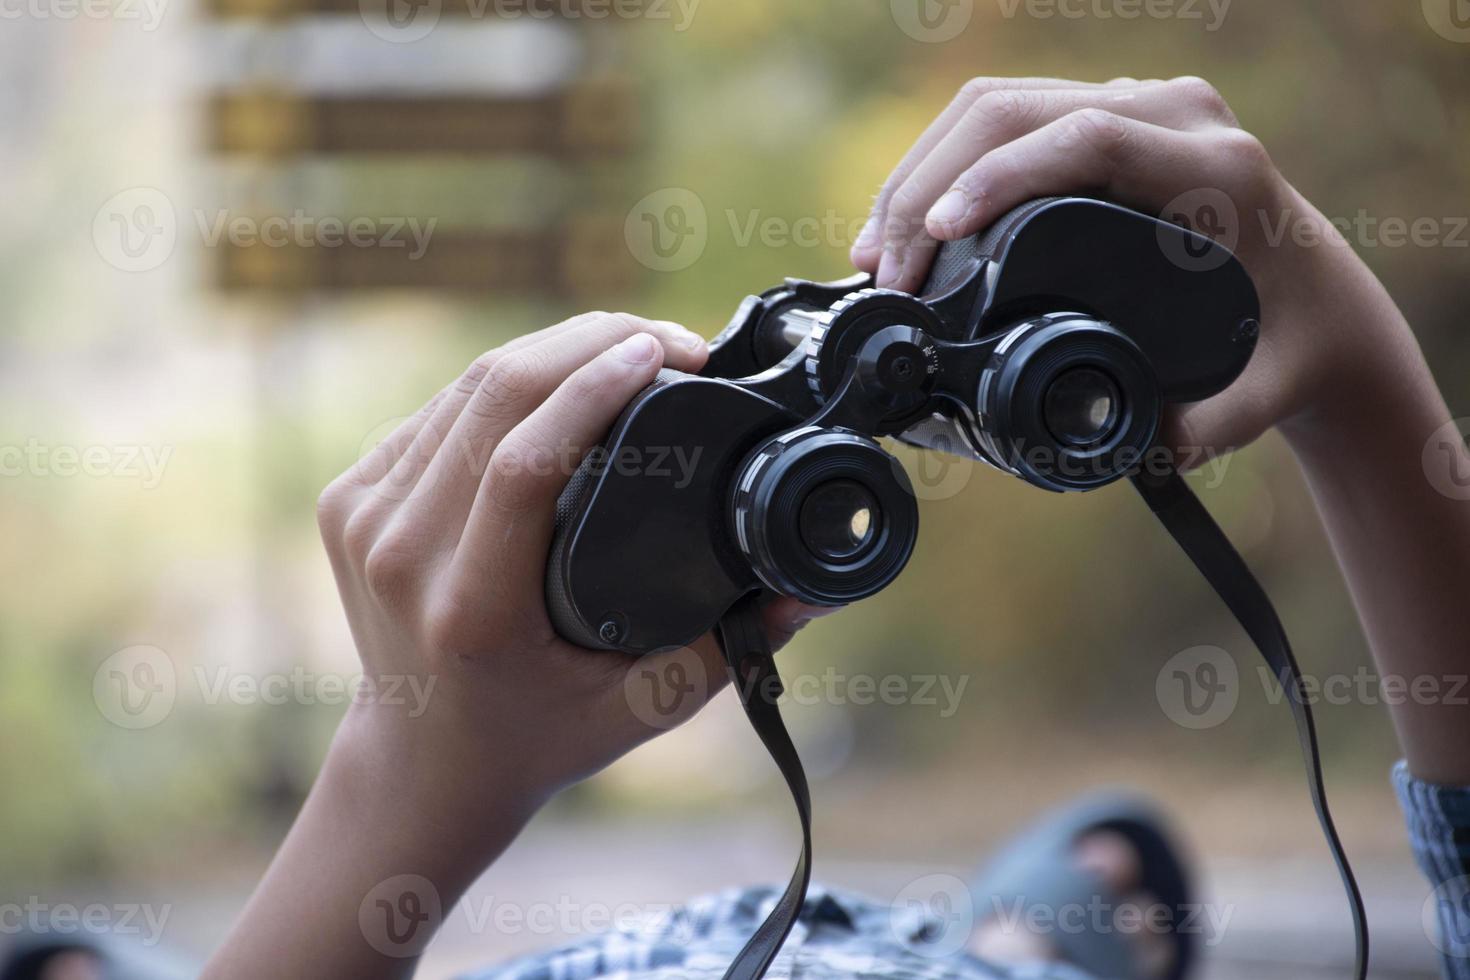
[919,196,1063,297]
[545,448,610,650]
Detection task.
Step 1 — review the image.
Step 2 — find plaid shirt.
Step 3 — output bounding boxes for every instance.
[457,883,1092,980]
[460,763,1470,980]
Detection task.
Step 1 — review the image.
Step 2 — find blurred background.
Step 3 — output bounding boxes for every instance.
[2,1,1468,976]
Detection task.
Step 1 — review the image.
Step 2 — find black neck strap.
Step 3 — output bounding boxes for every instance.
[1132,468,1368,980]
[716,591,813,980]
[715,469,1369,980]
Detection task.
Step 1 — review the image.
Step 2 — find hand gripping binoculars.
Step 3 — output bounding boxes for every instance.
[547,197,1259,654]
[544,196,1368,980]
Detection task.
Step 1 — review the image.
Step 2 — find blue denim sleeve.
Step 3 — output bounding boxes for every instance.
[1394,760,1470,979]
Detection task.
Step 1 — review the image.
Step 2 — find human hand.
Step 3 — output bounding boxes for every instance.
[850,76,1415,458]
[314,312,833,820]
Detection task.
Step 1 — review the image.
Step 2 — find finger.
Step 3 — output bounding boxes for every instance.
[876,80,1237,293]
[761,595,845,653]
[924,110,1269,246]
[367,314,704,526]
[362,313,700,504]
[449,332,668,598]
[405,315,704,524]
[852,77,1150,273]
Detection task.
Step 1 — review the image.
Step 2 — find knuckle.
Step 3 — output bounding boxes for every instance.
[1169,75,1235,123]
[472,350,544,419]
[1066,108,1130,154]
[959,76,1000,102]
[884,183,929,239]
[458,350,501,393]
[315,478,352,534]
[340,507,379,565]
[1214,127,1271,172]
[423,597,471,658]
[589,311,650,345]
[363,537,416,602]
[971,89,1040,135]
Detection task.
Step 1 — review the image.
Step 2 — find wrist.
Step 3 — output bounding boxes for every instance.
[328,701,547,880]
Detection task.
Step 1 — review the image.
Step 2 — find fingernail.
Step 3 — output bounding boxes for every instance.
[876,247,905,288]
[927,189,972,232]
[614,333,658,364]
[854,215,880,251]
[674,327,706,351]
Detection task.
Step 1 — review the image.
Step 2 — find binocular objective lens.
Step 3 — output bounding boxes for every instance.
[1043,367,1121,447]
[799,480,880,562]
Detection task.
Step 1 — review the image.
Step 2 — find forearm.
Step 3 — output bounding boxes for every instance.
[204,708,540,979]
[1281,279,1470,785]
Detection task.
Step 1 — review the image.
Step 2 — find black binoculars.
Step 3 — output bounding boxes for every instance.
[547,196,1260,655]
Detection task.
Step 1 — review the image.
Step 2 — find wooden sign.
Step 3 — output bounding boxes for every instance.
[213,220,638,296]
[208,84,636,157]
